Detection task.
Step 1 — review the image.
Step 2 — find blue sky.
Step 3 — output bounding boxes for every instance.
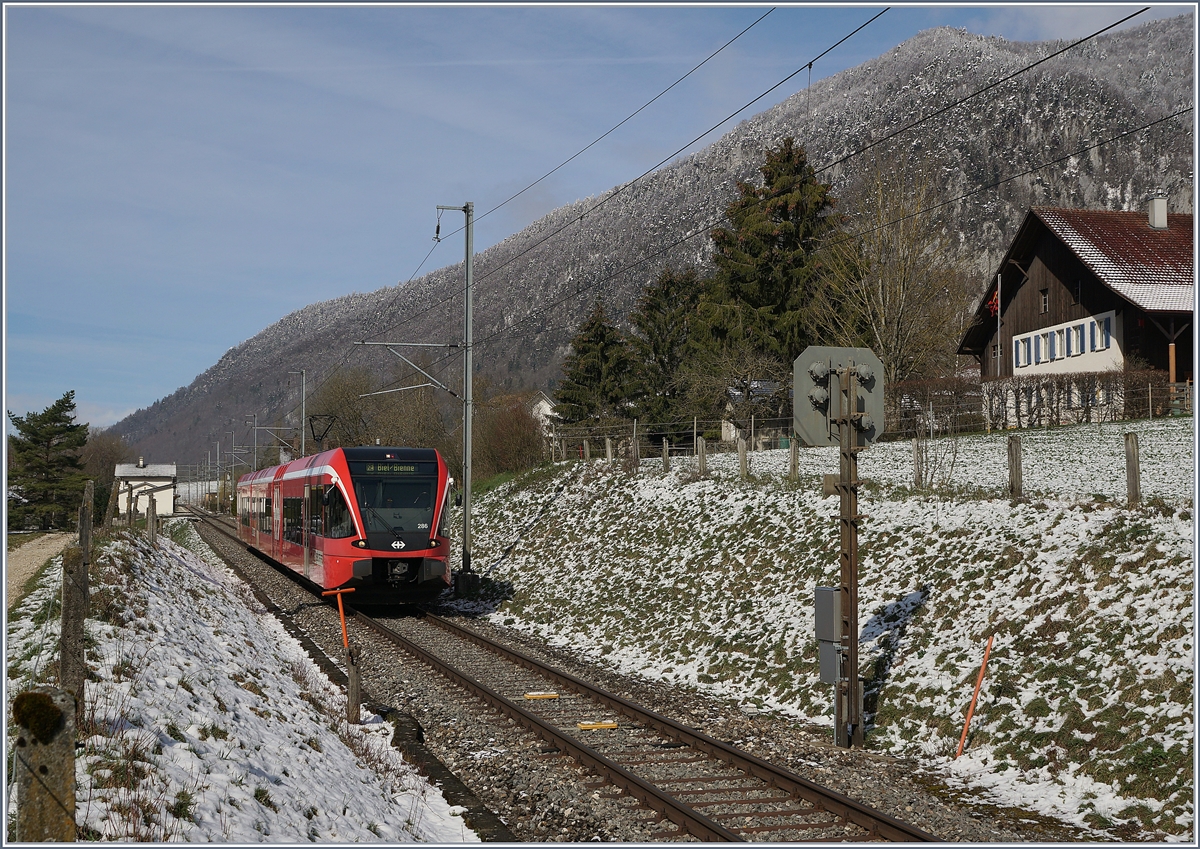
[3,3,1190,430]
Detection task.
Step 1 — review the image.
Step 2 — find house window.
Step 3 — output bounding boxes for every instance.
[1040,289,1049,313]
[1022,338,1032,366]
[1074,324,1085,354]
[1071,280,1082,305]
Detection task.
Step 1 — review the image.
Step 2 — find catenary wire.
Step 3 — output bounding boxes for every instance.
[365,2,1142,352]
[270,5,1152,446]
[466,105,1192,354]
[440,7,777,240]
[363,7,889,344]
[272,8,783,432]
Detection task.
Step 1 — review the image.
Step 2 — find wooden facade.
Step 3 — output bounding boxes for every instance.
[960,205,1193,383]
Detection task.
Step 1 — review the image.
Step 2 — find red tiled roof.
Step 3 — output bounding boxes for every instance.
[1033,208,1194,312]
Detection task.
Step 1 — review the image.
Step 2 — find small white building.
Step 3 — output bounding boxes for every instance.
[528,391,555,435]
[114,458,177,517]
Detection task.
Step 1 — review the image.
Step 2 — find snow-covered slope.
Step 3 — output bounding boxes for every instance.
[469,417,1195,840]
[5,527,479,843]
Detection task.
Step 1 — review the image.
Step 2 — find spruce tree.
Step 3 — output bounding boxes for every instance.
[554,303,635,425]
[700,137,838,362]
[629,266,701,428]
[7,391,89,530]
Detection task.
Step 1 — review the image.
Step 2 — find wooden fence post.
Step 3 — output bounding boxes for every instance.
[147,494,157,546]
[662,438,670,472]
[103,479,120,529]
[697,436,707,477]
[1125,432,1141,507]
[60,481,92,731]
[346,645,361,725]
[605,437,613,462]
[12,686,76,841]
[737,437,749,479]
[583,440,591,461]
[789,438,798,482]
[1007,435,1022,499]
[912,438,925,489]
[631,420,640,470]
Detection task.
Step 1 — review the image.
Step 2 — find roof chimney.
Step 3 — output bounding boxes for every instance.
[137,457,145,468]
[1148,190,1168,229]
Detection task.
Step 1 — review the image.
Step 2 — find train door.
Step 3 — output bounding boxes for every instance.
[273,482,283,559]
[302,483,311,580]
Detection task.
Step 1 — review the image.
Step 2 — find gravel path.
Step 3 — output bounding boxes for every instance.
[6,533,72,611]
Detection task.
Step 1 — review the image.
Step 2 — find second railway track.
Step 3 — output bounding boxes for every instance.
[372,612,936,842]
[186,507,1066,842]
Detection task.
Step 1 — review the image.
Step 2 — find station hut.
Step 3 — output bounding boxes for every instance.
[114,457,178,518]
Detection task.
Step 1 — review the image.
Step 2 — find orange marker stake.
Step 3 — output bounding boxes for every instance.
[321,587,357,649]
[956,634,995,759]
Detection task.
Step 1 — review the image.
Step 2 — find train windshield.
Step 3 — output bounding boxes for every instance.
[353,477,437,534]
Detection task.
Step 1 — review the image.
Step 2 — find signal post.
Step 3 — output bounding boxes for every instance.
[794,346,884,749]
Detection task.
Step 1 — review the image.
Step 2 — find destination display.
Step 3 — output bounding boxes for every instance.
[349,461,437,477]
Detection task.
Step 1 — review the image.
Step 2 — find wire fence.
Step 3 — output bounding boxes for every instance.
[549,371,1193,459]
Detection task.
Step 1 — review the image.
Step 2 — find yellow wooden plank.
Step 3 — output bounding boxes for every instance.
[577,720,618,730]
[523,691,559,700]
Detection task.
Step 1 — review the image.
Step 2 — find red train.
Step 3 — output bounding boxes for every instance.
[236,446,453,603]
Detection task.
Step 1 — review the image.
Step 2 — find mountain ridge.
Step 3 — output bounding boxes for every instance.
[111,16,1194,463]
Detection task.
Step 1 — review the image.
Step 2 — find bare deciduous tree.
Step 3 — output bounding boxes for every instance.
[677,340,788,437]
[815,157,975,383]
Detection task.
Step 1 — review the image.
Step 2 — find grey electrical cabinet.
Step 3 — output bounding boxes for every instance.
[816,586,841,685]
[814,586,841,642]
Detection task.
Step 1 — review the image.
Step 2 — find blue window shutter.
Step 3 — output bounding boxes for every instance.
[1034,336,1041,364]
[1049,332,1056,360]
[1103,317,1111,348]
[1014,339,1021,368]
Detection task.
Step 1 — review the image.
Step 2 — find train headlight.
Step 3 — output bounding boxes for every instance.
[429,539,440,547]
[353,539,368,549]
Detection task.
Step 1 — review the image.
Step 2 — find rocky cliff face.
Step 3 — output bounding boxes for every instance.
[114,16,1193,463]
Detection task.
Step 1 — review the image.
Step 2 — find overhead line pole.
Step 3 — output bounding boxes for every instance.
[356,203,477,595]
[437,203,477,589]
[289,370,306,457]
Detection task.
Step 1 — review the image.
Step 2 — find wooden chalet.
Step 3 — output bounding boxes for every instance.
[958,196,1193,385]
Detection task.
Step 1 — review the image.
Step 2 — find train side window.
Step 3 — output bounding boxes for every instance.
[307,487,325,538]
[282,497,303,543]
[325,486,355,539]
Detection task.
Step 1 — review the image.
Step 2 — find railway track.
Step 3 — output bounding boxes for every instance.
[185,506,938,842]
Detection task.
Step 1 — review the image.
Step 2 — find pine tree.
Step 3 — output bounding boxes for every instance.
[699,137,838,362]
[554,303,636,425]
[629,266,701,428]
[7,391,89,530]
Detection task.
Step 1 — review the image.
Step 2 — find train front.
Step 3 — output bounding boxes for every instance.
[342,447,451,598]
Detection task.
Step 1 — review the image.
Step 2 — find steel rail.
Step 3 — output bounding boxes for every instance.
[352,613,742,841]
[426,613,940,843]
[184,507,937,842]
